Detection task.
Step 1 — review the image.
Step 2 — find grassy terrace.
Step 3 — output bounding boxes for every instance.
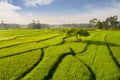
[0,30,120,80]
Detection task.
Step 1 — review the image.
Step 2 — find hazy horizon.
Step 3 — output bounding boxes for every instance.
[0,0,120,24]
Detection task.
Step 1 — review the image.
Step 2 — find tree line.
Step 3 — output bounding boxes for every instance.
[0,15,120,29]
[89,15,120,30]
[27,20,49,29]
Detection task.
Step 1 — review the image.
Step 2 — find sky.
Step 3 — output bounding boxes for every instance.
[0,0,120,24]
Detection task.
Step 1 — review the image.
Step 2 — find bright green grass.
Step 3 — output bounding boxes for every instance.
[0,29,59,42]
[65,31,100,42]
[0,42,46,58]
[0,34,63,58]
[93,45,120,80]
[62,31,101,53]
[41,35,65,46]
[0,30,40,36]
[22,46,71,80]
[0,33,60,48]
[0,29,58,36]
[0,50,42,80]
[106,31,120,64]
[52,55,92,80]
[76,31,120,80]
[0,30,120,80]
[0,36,17,41]
[106,31,120,45]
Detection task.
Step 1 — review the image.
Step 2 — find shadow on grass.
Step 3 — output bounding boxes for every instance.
[81,40,120,47]
[80,40,120,68]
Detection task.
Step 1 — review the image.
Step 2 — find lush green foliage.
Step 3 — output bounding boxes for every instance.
[0,29,120,80]
[90,15,120,29]
[66,28,90,41]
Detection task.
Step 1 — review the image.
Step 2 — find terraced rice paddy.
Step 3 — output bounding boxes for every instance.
[0,29,120,80]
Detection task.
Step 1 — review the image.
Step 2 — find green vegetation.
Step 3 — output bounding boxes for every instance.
[89,15,120,29]
[0,29,120,80]
[52,55,93,80]
[0,50,42,80]
[22,46,71,80]
[66,28,90,41]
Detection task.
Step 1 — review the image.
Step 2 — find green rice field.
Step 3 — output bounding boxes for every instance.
[0,29,120,80]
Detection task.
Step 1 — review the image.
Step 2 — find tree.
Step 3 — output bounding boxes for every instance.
[102,21,108,29]
[89,15,119,30]
[66,28,90,41]
[28,20,42,29]
[89,18,98,28]
[96,21,103,29]
[66,28,75,37]
[105,15,118,29]
[75,29,89,41]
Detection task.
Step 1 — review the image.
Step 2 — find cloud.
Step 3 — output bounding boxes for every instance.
[0,0,120,24]
[0,1,32,24]
[0,1,21,23]
[22,0,54,7]
[26,0,120,24]
[0,1,21,10]
[34,2,120,24]
[79,1,120,22]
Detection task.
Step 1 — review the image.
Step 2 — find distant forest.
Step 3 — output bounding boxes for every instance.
[0,15,120,30]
